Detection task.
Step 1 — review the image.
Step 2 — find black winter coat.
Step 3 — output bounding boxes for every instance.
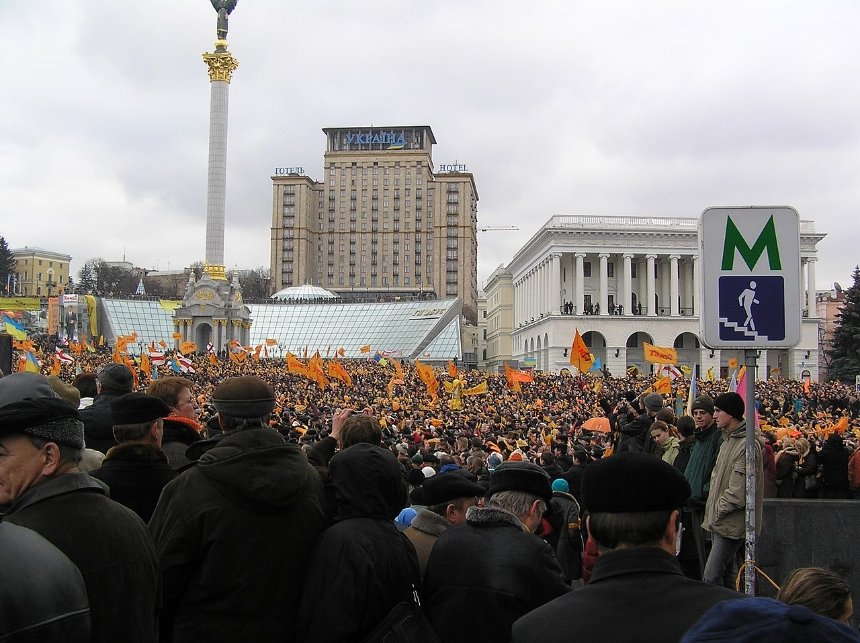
[512,548,743,643]
[0,519,90,642]
[4,473,160,643]
[424,505,569,642]
[149,428,326,643]
[90,443,177,522]
[297,443,419,643]
[79,391,127,453]
[817,435,851,495]
[617,410,656,454]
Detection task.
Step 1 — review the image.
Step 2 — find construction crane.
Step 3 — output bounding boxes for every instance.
[478,225,519,232]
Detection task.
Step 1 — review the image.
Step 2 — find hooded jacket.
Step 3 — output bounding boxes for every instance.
[702,421,764,540]
[297,443,419,643]
[149,428,326,643]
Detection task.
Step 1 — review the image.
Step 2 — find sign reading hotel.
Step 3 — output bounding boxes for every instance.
[274,167,305,176]
[410,307,447,320]
[699,206,801,349]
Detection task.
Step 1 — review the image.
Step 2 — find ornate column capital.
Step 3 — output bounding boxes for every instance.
[623,252,635,259]
[598,252,610,259]
[202,51,239,83]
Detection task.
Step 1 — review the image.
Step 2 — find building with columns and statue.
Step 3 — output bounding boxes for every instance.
[486,215,824,381]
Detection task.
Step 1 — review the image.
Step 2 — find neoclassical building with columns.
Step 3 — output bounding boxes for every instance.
[505,215,825,380]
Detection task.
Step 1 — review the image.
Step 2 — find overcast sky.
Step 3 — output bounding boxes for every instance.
[3,1,859,292]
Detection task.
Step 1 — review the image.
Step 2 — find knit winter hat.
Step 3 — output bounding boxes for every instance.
[98,363,134,394]
[714,392,745,421]
[691,396,715,415]
[643,393,665,412]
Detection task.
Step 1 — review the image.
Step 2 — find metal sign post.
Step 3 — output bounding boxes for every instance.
[743,349,758,595]
[700,206,802,595]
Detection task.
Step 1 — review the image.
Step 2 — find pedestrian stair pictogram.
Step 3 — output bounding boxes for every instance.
[718,318,769,341]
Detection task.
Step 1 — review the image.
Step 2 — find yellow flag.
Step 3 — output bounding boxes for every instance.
[463,381,488,396]
[707,366,715,381]
[570,329,594,373]
[642,342,678,365]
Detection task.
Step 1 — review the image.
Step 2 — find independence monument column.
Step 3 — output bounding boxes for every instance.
[201,0,239,281]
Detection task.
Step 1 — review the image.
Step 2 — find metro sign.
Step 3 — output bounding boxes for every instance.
[700,206,802,349]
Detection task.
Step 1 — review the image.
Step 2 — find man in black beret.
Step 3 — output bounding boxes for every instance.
[0,394,160,643]
[79,363,135,454]
[512,453,743,643]
[148,376,327,643]
[404,472,485,578]
[89,393,176,522]
[424,461,568,642]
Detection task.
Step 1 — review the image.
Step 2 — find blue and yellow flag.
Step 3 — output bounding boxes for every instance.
[3,315,27,340]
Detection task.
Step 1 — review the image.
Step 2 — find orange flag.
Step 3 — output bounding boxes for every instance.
[359,344,371,354]
[179,340,197,356]
[655,376,672,394]
[337,347,346,357]
[209,352,218,366]
[570,329,594,373]
[287,352,309,377]
[327,360,353,387]
[265,338,278,346]
[159,340,168,349]
[392,358,405,381]
[140,351,152,378]
[415,360,439,401]
[172,332,182,341]
[448,360,458,378]
[643,342,678,365]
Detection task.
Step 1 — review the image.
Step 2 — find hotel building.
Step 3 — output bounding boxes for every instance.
[270,126,479,322]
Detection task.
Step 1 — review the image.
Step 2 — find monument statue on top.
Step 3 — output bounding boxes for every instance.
[211,0,238,42]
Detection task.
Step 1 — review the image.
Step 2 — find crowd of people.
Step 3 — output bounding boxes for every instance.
[2,350,859,641]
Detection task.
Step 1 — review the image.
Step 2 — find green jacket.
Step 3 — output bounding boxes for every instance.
[702,422,764,540]
[684,423,723,506]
